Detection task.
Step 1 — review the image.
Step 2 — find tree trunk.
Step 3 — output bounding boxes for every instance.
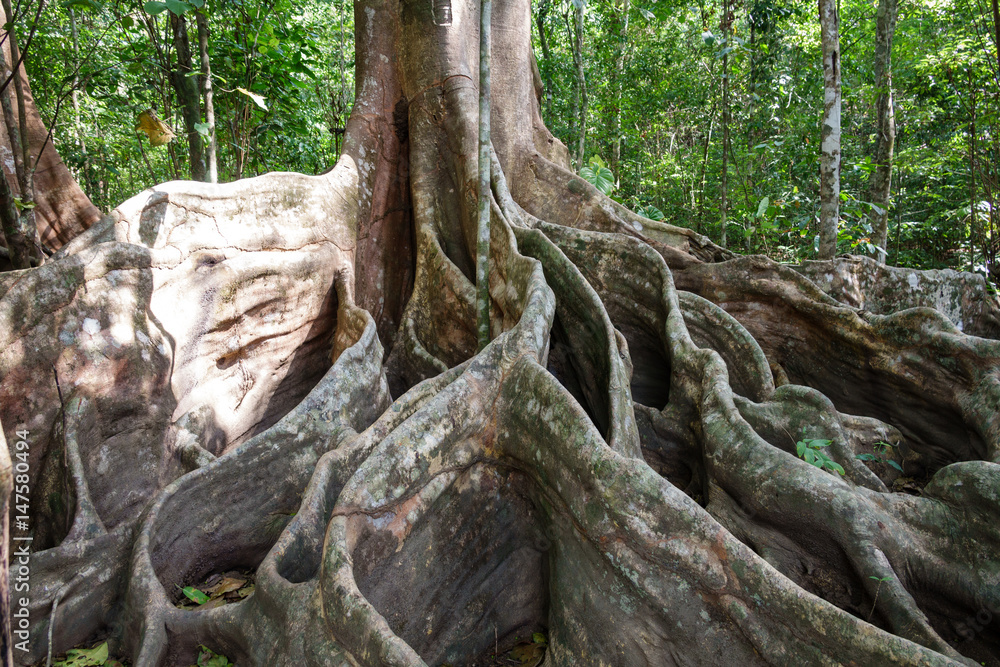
[569,0,587,166]
[720,0,731,249]
[0,14,38,269]
[609,0,629,185]
[863,0,897,264]
[195,9,218,184]
[818,0,841,260]
[3,0,1000,665]
[170,13,206,182]
[0,8,99,260]
[535,0,553,116]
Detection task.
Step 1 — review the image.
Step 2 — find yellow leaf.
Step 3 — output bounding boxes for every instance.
[135,109,176,146]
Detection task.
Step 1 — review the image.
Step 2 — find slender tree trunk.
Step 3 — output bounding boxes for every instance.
[569,0,587,166]
[863,0,897,263]
[170,13,206,182]
[969,72,977,273]
[0,18,38,268]
[818,0,842,259]
[609,0,629,185]
[68,7,89,189]
[696,103,716,231]
[720,0,731,249]
[535,0,553,116]
[195,9,217,184]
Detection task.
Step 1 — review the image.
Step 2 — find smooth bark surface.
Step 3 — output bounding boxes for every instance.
[196,9,218,184]
[1,0,999,666]
[818,0,841,259]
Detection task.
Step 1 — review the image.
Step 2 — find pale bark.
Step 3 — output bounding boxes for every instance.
[720,0,731,249]
[863,0,897,263]
[818,0,841,259]
[195,9,218,184]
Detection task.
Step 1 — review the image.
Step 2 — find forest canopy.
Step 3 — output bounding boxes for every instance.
[19,0,1000,278]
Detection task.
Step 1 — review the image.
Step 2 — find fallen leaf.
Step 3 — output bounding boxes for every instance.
[205,576,247,598]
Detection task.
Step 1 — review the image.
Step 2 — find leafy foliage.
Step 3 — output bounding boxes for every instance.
[579,155,615,195]
[796,438,845,475]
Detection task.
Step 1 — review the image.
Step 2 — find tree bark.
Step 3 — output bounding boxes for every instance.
[0,7,99,258]
[170,12,206,182]
[609,0,629,185]
[0,14,38,269]
[818,0,841,259]
[2,0,1000,665]
[569,0,587,166]
[195,9,218,184]
[863,0,897,264]
[720,0,731,249]
[535,0,553,116]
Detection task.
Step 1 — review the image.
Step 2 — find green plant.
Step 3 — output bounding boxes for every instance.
[196,645,234,667]
[868,575,892,621]
[579,155,615,195]
[855,440,904,473]
[796,438,845,475]
[53,642,111,667]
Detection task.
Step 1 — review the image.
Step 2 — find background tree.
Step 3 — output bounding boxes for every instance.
[817,0,841,259]
[863,0,898,263]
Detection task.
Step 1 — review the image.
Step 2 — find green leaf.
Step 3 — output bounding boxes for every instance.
[636,204,664,221]
[189,0,205,6]
[165,0,194,14]
[888,460,904,472]
[194,122,211,136]
[580,157,614,195]
[796,440,806,457]
[197,646,234,667]
[143,0,168,13]
[54,642,108,666]
[237,86,268,110]
[61,0,103,11]
[638,7,655,19]
[121,15,135,27]
[756,196,770,218]
[532,632,547,644]
[826,461,846,475]
[182,586,210,604]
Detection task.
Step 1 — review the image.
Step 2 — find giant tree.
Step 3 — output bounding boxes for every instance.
[2,0,1000,666]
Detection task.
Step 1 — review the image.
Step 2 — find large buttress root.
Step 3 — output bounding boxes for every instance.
[2,0,999,664]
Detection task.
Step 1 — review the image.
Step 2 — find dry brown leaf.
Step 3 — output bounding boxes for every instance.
[206,576,247,598]
[135,109,176,146]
